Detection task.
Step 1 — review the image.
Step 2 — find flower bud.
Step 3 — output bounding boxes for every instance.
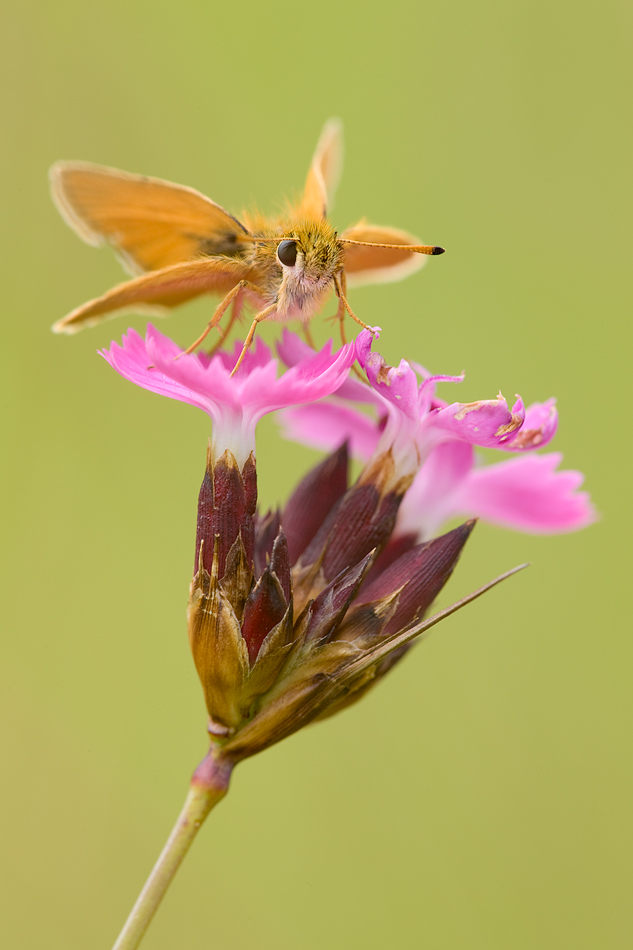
[187,444,490,762]
[282,441,349,562]
[291,447,415,618]
[194,445,256,579]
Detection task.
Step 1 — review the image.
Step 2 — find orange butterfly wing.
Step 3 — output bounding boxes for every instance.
[53,257,255,333]
[341,223,428,287]
[50,162,251,275]
[300,119,344,220]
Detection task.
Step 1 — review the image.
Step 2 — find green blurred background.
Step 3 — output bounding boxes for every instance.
[1,1,630,947]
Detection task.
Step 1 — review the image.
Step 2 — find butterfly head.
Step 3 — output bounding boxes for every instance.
[276,218,343,292]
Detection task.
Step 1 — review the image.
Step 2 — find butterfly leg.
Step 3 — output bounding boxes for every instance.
[333,273,369,383]
[230,303,278,377]
[332,295,347,345]
[207,290,244,356]
[332,271,348,345]
[181,280,261,356]
[333,274,372,333]
[302,321,317,349]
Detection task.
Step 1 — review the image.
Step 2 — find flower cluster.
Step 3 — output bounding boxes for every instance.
[102,324,593,764]
[278,329,593,538]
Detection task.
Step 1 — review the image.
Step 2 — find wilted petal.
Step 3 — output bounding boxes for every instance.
[356,328,421,421]
[426,393,526,449]
[505,399,558,450]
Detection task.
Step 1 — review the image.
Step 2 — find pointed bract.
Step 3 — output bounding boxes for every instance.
[298,552,375,646]
[253,509,281,578]
[354,521,476,636]
[282,442,349,562]
[241,567,289,664]
[297,455,409,583]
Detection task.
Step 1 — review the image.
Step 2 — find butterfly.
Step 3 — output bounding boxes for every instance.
[50,119,444,373]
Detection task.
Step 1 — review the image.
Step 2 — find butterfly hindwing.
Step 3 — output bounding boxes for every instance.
[341,222,428,287]
[53,257,254,333]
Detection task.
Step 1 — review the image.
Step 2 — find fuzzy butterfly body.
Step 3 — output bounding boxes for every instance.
[51,120,444,370]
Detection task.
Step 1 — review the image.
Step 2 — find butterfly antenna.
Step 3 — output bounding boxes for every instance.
[340,239,444,255]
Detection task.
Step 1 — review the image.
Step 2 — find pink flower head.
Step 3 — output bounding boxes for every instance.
[101,325,357,467]
[396,444,595,538]
[279,330,594,538]
[356,328,467,477]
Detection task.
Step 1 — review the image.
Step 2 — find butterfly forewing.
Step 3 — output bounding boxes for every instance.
[300,118,344,220]
[50,162,251,275]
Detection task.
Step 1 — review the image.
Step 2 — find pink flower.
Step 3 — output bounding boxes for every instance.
[396,444,594,538]
[101,325,357,467]
[278,330,594,538]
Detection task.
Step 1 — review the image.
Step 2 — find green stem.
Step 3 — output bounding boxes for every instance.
[111,750,232,950]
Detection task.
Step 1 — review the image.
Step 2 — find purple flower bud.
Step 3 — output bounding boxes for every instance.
[253,509,281,578]
[298,552,374,644]
[362,532,418,587]
[269,531,291,604]
[194,448,256,580]
[355,520,476,635]
[241,565,289,663]
[282,442,349,562]
[298,478,403,582]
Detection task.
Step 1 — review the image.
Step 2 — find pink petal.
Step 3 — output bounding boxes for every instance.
[279,401,380,460]
[276,328,315,368]
[277,328,383,406]
[216,336,275,372]
[145,326,280,420]
[396,442,475,539]
[418,372,466,414]
[452,452,596,533]
[103,325,357,421]
[101,325,357,466]
[101,328,216,415]
[356,329,420,420]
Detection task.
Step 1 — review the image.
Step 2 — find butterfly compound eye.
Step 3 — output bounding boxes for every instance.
[277,240,298,267]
